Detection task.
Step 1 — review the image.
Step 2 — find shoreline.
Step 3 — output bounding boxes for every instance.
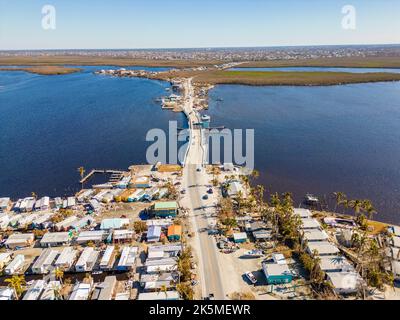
[0,66,81,75]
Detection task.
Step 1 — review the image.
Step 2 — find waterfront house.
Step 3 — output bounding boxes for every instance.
[40,232,71,247]
[76,189,95,203]
[99,246,116,270]
[147,225,162,242]
[0,252,12,270]
[100,218,130,230]
[167,225,182,241]
[113,229,134,243]
[75,247,99,272]
[4,254,25,275]
[233,232,248,243]
[31,212,54,229]
[54,197,63,208]
[152,201,178,218]
[0,197,12,212]
[22,280,46,300]
[262,262,293,285]
[31,249,58,274]
[117,246,138,271]
[76,230,108,245]
[0,288,14,300]
[307,241,340,256]
[40,281,62,300]
[34,197,50,211]
[54,247,78,270]
[130,176,151,189]
[327,271,363,295]
[226,181,245,198]
[69,282,92,300]
[5,233,35,249]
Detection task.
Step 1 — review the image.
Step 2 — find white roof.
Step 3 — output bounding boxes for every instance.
[303,229,329,242]
[22,280,46,300]
[272,253,287,265]
[327,271,362,293]
[293,208,312,218]
[5,233,34,245]
[300,218,321,229]
[55,216,78,229]
[32,249,58,270]
[319,256,354,272]
[55,247,78,266]
[100,246,115,266]
[69,283,91,300]
[0,288,14,300]
[118,247,138,267]
[40,281,61,300]
[263,262,291,277]
[0,197,10,208]
[233,232,247,240]
[76,230,107,242]
[307,241,340,256]
[391,237,400,248]
[76,247,97,266]
[392,261,400,277]
[41,232,70,244]
[390,226,400,237]
[0,252,12,264]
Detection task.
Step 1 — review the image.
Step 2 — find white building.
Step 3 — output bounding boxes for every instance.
[117,247,138,271]
[22,280,46,300]
[5,233,35,249]
[40,281,62,300]
[31,249,58,274]
[0,288,15,300]
[76,230,108,244]
[54,247,78,270]
[327,271,363,295]
[307,241,340,256]
[75,247,99,272]
[40,232,71,247]
[69,283,91,300]
[0,252,12,270]
[4,254,25,275]
[99,246,115,270]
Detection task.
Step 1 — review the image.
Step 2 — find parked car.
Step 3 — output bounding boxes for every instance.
[245,271,257,284]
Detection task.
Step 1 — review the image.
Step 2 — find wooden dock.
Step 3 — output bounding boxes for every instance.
[80,169,124,184]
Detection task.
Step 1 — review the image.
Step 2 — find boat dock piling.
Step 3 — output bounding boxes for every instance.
[79,169,124,184]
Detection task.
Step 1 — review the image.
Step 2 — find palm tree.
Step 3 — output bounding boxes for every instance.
[348,199,363,216]
[54,267,64,285]
[5,275,26,299]
[250,169,260,181]
[333,192,346,213]
[77,166,85,189]
[362,200,377,220]
[31,192,37,199]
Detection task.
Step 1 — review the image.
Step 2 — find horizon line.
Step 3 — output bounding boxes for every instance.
[1,43,400,52]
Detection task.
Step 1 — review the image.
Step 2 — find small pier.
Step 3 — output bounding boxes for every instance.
[80,169,124,184]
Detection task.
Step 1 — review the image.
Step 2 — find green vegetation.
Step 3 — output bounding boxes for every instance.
[193,70,400,86]
[5,275,26,299]
[0,66,81,75]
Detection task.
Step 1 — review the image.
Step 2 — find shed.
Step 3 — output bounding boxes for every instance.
[262,262,293,284]
[233,232,247,243]
[167,225,182,241]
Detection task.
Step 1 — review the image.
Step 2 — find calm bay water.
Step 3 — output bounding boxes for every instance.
[0,66,185,198]
[207,82,400,224]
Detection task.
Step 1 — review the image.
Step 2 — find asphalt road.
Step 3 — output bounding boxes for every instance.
[181,78,225,300]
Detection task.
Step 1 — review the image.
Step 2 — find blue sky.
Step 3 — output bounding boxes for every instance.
[1,0,399,50]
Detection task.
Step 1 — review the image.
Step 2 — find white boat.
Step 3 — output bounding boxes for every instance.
[304,193,319,205]
[243,249,264,258]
